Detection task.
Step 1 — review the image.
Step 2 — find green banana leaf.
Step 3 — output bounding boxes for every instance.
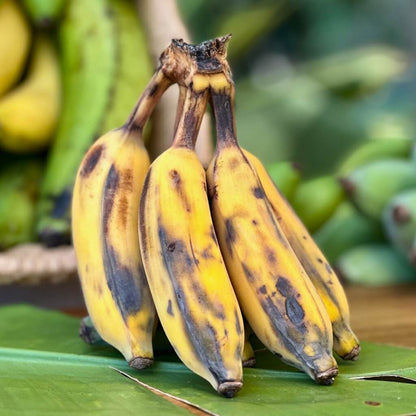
[1,304,416,415]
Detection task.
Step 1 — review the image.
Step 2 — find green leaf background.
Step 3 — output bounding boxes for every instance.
[0,305,416,415]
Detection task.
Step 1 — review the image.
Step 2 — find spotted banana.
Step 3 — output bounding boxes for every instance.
[206,68,338,385]
[139,42,244,396]
[72,69,171,369]
[243,151,360,360]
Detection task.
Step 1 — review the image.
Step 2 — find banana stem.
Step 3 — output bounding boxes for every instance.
[210,85,238,149]
[173,85,187,136]
[171,87,209,149]
[123,69,172,133]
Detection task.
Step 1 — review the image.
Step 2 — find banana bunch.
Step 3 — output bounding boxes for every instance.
[73,36,360,397]
[305,137,416,286]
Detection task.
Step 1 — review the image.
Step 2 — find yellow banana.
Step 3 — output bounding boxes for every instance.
[72,69,171,368]
[243,150,360,360]
[0,35,61,153]
[206,74,338,385]
[139,81,244,396]
[0,0,31,96]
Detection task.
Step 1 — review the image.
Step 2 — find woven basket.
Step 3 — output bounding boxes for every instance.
[0,243,77,285]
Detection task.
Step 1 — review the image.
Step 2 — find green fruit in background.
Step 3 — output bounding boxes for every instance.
[265,160,301,201]
[340,158,416,220]
[301,45,408,98]
[313,201,384,264]
[291,175,345,232]
[99,0,153,134]
[382,189,416,259]
[21,0,66,27]
[0,158,43,249]
[337,137,413,176]
[336,244,415,286]
[35,0,116,247]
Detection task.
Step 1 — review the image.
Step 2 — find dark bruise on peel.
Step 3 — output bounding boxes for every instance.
[169,169,192,212]
[276,276,293,297]
[101,166,144,319]
[241,262,256,283]
[285,296,306,326]
[253,187,265,199]
[258,285,267,294]
[265,246,277,264]
[224,219,236,255]
[80,144,103,177]
[102,244,143,319]
[167,299,174,316]
[102,165,119,235]
[157,225,231,384]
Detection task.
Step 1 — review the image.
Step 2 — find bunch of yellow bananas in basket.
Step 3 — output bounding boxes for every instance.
[72,35,360,398]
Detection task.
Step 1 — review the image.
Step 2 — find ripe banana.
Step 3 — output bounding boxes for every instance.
[206,72,338,384]
[72,69,171,369]
[244,153,360,360]
[0,0,31,96]
[0,35,61,153]
[37,0,116,246]
[139,71,244,395]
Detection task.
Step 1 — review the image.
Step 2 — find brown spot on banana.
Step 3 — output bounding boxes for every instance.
[253,187,265,199]
[167,299,174,316]
[80,144,104,177]
[265,247,277,264]
[258,285,267,294]
[168,170,192,212]
[275,276,294,297]
[224,219,236,255]
[285,295,306,326]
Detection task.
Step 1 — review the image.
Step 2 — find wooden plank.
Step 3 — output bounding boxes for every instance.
[346,284,416,349]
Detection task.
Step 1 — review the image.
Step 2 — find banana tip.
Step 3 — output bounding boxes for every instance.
[242,357,257,368]
[342,344,361,361]
[314,366,339,385]
[217,381,243,398]
[129,357,153,370]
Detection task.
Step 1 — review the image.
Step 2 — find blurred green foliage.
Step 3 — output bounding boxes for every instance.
[177,0,416,176]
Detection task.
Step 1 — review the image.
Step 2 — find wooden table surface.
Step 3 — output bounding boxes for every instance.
[345,283,416,349]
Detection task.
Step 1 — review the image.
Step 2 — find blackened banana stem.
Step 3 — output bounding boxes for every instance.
[124,68,173,133]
